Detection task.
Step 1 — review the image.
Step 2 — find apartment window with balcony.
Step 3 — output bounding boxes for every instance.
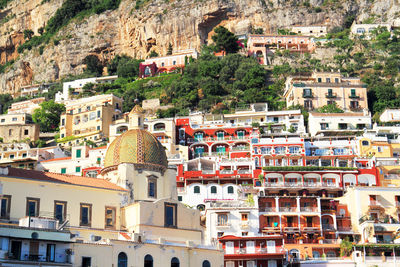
[275,146,285,155]
[195,146,204,157]
[194,132,203,141]
[0,195,11,219]
[320,123,329,130]
[26,197,40,217]
[261,147,271,154]
[350,101,359,110]
[164,203,177,228]
[80,203,92,226]
[217,213,228,226]
[216,131,224,140]
[54,201,67,222]
[105,206,116,229]
[327,88,333,97]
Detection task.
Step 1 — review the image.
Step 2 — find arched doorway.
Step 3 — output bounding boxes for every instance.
[118,252,127,267]
[171,257,180,267]
[144,254,153,267]
[202,260,211,267]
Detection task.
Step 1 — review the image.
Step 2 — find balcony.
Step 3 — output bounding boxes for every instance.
[322,224,336,231]
[265,182,283,187]
[231,146,250,152]
[280,207,297,212]
[300,207,318,212]
[284,182,301,187]
[337,226,352,232]
[369,200,382,208]
[262,226,280,232]
[303,93,314,98]
[302,226,320,232]
[216,223,231,228]
[325,93,337,98]
[261,207,277,212]
[349,94,360,99]
[284,226,300,232]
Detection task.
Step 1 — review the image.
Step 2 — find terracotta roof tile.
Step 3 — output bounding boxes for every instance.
[5,168,127,192]
[310,112,366,117]
[40,157,71,163]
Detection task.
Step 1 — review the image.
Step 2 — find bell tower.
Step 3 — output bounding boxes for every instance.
[128,99,145,130]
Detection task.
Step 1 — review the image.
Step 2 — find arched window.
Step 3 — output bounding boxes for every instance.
[144,254,153,267]
[118,252,127,267]
[197,204,205,211]
[362,140,369,146]
[227,186,234,194]
[194,186,200,194]
[202,260,211,267]
[171,257,180,267]
[211,186,217,194]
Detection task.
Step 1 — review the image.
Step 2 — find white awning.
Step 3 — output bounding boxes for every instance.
[357,174,376,185]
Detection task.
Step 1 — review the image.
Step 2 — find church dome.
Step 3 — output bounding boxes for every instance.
[103,129,168,172]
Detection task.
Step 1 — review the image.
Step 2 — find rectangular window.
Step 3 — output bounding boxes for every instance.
[304,100,313,109]
[303,88,312,97]
[61,168,66,174]
[97,126,100,131]
[326,78,331,83]
[164,203,177,228]
[54,201,67,222]
[97,110,101,118]
[0,119,4,123]
[76,166,81,173]
[89,112,96,120]
[80,203,92,226]
[148,178,157,198]
[61,118,65,126]
[217,213,228,226]
[26,198,40,217]
[22,153,27,158]
[12,117,17,121]
[105,206,116,229]
[351,89,356,96]
[46,244,56,262]
[24,129,29,135]
[241,213,248,221]
[320,123,329,130]
[335,78,339,83]
[76,149,81,158]
[0,195,11,219]
[317,78,322,83]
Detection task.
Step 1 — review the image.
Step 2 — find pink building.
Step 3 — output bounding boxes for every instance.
[247,35,316,64]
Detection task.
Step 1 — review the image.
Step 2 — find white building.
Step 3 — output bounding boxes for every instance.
[36,145,106,176]
[379,109,400,123]
[143,49,198,71]
[350,22,392,39]
[205,199,260,244]
[308,112,372,137]
[55,76,118,102]
[289,25,327,37]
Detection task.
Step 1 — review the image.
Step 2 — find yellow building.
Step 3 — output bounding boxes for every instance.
[0,104,223,267]
[337,187,400,243]
[358,136,400,187]
[284,71,368,111]
[59,94,123,146]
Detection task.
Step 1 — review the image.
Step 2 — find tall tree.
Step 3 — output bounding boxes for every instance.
[167,43,173,55]
[211,26,240,54]
[32,101,66,132]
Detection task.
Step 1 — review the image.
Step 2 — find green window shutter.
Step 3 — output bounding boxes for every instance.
[76,149,81,158]
[61,168,66,174]
[76,166,81,173]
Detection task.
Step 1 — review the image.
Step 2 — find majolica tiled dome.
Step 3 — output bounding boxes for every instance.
[103,129,168,170]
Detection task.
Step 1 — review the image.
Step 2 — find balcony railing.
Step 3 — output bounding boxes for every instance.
[284,182,301,187]
[322,224,336,231]
[369,200,382,207]
[231,146,250,151]
[300,207,318,212]
[261,207,277,212]
[265,182,282,187]
[280,207,297,212]
[303,93,314,98]
[337,226,352,231]
[325,93,337,98]
[216,223,231,227]
[349,94,360,99]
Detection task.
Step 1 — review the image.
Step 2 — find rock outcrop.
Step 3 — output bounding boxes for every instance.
[0,0,399,95]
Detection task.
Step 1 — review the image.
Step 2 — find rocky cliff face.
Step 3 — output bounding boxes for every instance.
[0,0,399,95]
